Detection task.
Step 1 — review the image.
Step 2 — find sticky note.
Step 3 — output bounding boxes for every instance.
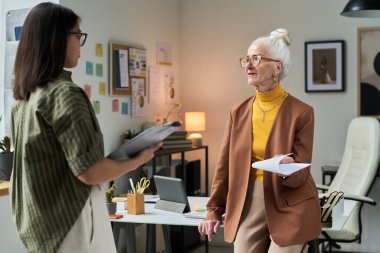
[86,61,93,75]
[112,99,119,112]
[96,63,103,77]
[84,84,91,98]
[96,43,103,57]
[92,101,100,114]
[99,82,106,95]
[121,102,129,115]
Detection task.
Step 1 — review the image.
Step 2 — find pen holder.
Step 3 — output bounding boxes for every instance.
[127,193,144,215]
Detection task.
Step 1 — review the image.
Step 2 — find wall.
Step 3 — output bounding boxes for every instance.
[60,0,182,156]
[180,0,380,251]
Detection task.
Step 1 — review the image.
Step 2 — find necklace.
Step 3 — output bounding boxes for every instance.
[255,92,287,121]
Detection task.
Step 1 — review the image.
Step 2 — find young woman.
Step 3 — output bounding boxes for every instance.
[11,3,160,252]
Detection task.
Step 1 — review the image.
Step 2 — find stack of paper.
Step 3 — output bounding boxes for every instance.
[251,154,310,176]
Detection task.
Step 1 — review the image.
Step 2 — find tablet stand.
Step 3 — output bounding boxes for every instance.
[155,199,187,213]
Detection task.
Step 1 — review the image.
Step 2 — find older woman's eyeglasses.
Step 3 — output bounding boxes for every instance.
[68,32,88,47]
[239,55,280,68]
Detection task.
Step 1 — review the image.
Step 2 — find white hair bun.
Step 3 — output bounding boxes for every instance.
[270,28,291,46]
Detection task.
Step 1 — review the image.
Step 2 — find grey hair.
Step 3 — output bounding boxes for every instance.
[248,28,292,80]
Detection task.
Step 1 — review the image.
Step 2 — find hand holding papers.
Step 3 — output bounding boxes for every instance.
[107,121,180,160]
[251,154,310,176]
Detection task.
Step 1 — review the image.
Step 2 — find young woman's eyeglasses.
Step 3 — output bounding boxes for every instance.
[68,32,88,47]
[239,55,280,68]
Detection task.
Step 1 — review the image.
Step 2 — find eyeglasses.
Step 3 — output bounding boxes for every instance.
[68,32,88,47]
[239,55,280,68]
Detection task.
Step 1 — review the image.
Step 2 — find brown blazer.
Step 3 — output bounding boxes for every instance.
[206,94,321,246]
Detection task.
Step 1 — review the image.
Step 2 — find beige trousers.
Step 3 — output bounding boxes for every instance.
[57,185,117,253]
[234,181,307,253]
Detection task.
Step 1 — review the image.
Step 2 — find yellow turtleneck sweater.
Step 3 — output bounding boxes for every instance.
[250,84,288,181]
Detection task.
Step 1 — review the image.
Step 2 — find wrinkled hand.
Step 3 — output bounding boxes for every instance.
[198,219,221,241]
[135,142,162,164]
[276,154,294,178]
[279,156,294,164]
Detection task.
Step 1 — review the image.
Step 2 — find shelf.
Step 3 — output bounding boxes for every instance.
[152,145,209,196]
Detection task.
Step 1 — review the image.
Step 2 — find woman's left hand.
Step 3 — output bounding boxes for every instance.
[278,154,294,178]
[279,156,294,164]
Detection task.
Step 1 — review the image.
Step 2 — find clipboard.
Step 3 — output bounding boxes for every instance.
[107,121,181,160]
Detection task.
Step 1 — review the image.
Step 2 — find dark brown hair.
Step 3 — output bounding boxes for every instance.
[13,2,80,100]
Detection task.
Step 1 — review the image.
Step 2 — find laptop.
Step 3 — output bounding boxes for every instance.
[153,175,191,213]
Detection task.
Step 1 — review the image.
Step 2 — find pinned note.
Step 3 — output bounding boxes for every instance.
[95,43,103,57]
[112,99,119,112]
[96,63,103,77]
[121,102,129,115]
[84,84,91,99]
[99,82,106,95]
[86,61,93,75]
[92,101,100,114]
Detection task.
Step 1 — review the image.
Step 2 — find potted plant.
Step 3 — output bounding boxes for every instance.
[159,102,182,124]
[121,130,139,144]
[105,184,117,214]
[0,116,13,181]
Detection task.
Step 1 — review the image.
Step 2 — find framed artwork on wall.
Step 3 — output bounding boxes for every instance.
[305,40,345,92]
[357,27,380,118]
[109,42,147,96]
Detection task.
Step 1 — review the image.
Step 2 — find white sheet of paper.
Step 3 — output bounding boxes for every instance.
[251,154,310,176]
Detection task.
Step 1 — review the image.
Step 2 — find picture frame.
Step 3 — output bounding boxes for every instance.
[305,40,345,92]
[109,42,147,96]
[357,27,380,118]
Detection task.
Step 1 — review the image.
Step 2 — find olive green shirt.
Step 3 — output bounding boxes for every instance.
[11,70,104,253]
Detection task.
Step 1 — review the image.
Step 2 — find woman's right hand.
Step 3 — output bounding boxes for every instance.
[134,142,162,164]
[198,219,221,241]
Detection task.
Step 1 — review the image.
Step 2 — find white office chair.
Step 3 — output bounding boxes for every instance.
[317,117,380,252]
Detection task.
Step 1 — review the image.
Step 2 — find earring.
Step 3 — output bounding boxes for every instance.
[273,75,277,82]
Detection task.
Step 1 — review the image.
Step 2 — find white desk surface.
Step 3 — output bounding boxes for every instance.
[111,196,209,227]
[111,196,355,231]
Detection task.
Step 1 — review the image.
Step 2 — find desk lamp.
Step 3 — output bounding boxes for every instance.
[185,112,205,147]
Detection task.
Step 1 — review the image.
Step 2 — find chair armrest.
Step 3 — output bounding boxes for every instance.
[343,194,376,206]
[317,184,329,191]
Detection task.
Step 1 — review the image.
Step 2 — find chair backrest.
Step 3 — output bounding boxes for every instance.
[328,117,380,197]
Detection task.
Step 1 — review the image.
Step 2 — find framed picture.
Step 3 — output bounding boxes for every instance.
[357,27,380,118]
[305,40,345,92]
[109,42,147,96]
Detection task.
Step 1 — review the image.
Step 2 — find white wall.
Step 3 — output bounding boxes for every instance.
[60,0,182,155]
[180,0,380,251]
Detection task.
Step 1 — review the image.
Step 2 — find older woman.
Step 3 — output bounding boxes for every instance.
[198,28,321,253]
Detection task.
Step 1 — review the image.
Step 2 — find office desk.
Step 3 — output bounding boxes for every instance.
[111,197,355,253]
[111,196,209,253]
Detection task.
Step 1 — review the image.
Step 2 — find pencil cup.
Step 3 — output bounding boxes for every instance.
[127,193,145,215]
